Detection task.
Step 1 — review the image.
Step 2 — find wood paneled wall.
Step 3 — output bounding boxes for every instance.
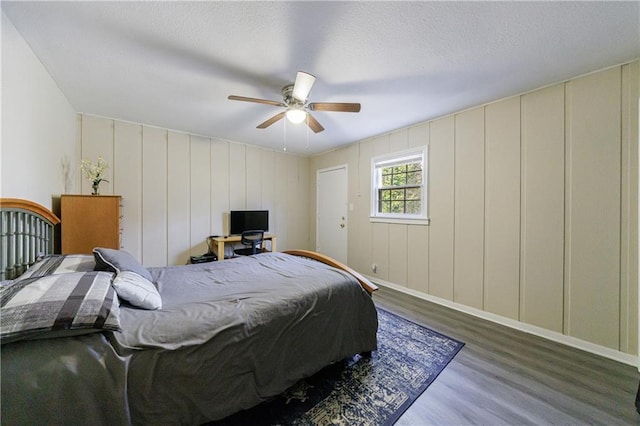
[80,116,310,267]
[310,61,639,355]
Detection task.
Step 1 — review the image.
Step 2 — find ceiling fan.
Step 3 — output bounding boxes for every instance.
[228,71,361,133]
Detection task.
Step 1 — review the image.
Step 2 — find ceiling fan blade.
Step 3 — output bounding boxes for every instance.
[228,95,285,107]
[292,71,316,102]
[257,112,286,129]
[306,113,324,133]
[308,102,361,113]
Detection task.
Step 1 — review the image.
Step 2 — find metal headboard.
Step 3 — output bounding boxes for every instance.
[0,198,60,280]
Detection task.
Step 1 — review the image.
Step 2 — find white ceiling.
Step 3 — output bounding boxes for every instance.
[3,1,639,156]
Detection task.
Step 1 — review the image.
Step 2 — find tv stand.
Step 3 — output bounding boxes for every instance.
[209,234,277,261]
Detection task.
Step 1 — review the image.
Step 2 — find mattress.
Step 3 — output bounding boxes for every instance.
[2,252,378,425]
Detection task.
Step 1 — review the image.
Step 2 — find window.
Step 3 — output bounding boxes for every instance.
[371,146,429,224]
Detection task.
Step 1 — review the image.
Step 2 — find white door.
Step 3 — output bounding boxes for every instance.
[317,166,348,264]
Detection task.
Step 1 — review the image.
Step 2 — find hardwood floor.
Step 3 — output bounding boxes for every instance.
[373,286,639,425]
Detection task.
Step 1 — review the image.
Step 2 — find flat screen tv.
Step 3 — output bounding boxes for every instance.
[229,210,269,235]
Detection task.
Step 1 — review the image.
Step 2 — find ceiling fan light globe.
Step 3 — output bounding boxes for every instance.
[286,109,307,124]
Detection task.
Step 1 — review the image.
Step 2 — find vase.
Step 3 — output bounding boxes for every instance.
[91,181,100,195]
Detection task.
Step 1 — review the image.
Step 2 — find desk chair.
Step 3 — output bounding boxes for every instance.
[234,230,264,256]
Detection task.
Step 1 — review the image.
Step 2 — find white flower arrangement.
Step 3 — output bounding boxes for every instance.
[81,156,109,194]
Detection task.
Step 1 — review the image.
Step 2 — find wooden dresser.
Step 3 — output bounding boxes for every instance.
[61,194,121,254]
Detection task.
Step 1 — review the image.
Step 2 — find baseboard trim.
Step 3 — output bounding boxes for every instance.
[368,276,638,367]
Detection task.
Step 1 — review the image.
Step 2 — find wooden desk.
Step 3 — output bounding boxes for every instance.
[210,234,277,261]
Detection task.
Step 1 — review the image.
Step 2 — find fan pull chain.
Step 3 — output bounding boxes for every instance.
[306,115,310,151]
[282,117,287,152]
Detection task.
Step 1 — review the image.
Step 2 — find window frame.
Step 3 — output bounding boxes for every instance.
[370,146,430,225]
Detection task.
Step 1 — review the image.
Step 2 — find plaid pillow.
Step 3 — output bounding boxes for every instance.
[20,254,96,279]
[0,271,121,344]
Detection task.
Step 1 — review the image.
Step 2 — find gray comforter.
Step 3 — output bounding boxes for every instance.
[2,252,378,425]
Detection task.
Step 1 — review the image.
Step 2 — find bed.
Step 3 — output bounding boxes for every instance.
[0,198,378,425]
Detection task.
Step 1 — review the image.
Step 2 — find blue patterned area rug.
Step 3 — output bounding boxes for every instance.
[211,308,464,426]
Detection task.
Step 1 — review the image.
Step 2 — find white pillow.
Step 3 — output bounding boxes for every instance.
[112,271,162,310]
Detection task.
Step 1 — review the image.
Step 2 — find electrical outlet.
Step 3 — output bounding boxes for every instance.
[371,263,377,273]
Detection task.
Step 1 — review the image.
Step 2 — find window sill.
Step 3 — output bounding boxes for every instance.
[369,217,431,226]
